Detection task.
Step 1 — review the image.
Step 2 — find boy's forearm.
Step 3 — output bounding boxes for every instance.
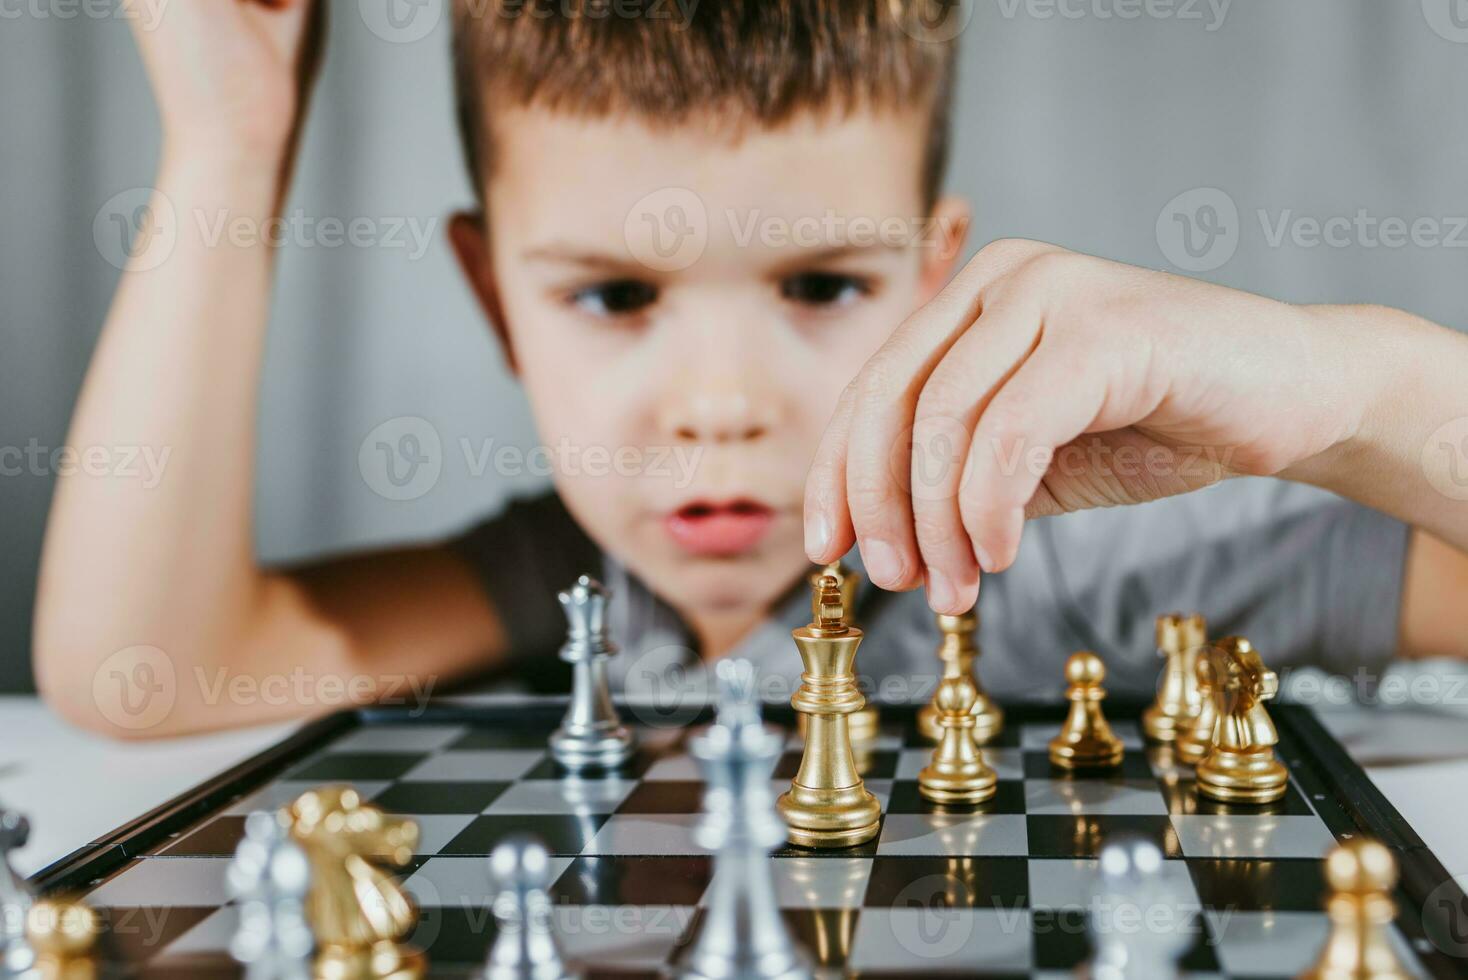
[34,153,283,720]
[1286,304,1468,554]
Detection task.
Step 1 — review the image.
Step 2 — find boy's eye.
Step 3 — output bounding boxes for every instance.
[570,279,658,316]
[780,272,870,308]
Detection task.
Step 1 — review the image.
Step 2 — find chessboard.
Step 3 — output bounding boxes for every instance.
[28,699,1468,979]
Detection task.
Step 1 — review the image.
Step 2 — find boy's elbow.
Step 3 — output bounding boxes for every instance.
[32,632,191,741]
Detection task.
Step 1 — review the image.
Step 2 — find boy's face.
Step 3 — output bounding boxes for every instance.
[453,106,966,635]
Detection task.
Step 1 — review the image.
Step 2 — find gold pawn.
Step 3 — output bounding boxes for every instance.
[917,611,1003,745]
[1142,612,1206,742]
[776,575,883,848]
[25,897,99,980]
[1299,838,1412,980]
[1176,642,1221,766]
[1049,651,1124,770]
[1195,637,1288,805]
[918,673,998,803]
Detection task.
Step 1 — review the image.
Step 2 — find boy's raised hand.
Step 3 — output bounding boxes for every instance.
[804,239,1401,615]
[130,0,324,165]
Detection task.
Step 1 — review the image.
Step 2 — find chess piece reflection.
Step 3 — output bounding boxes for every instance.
[783,858,865,976]
[1049,651,1124,770]
[810,563,878,746]
[1195,638,1288,805]
[1088,837,1193,979]
[284,787,424,980]
[1300,838,1412,980]
[777,576,882,849]
[550,576,637,770]
[1143,613,1206,743]
[918,672,998,804]
[24,898,98,980]
[918,611,1003,745]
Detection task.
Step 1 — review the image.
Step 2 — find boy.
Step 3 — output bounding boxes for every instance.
[33,0,1468,737]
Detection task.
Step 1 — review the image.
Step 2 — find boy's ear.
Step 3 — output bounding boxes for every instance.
[917,195,972,303]
[448,211,517,374]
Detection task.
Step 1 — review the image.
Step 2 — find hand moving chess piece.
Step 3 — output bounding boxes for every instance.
[918,610,1003,745]
[1300,837,1412,980]
[776,575,882,849]
[1088,837,1193,979]
[284,787,424,979]
[673,659,811,980]
[550,576,636,770]
[918,671,998,804]
[228,811,313,980]
[480,836,575,980]
[1,805,36,975]
[1143,613,1206,743]
[1195,638,1288,804]
[1049,651,1125,770]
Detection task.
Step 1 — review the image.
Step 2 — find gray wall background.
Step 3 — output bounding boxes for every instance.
[2,0,1466,692]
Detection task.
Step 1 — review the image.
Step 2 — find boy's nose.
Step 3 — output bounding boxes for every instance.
[659,387,772,444]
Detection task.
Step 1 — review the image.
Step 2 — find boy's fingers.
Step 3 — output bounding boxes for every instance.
[958,343,1109,571]
[909,296,1044,611]
[805,383,859,564]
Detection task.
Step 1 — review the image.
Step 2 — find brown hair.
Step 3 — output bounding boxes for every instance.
[451,0,959,208]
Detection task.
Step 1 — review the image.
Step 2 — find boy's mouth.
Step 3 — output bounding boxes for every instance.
[664,499,776,557]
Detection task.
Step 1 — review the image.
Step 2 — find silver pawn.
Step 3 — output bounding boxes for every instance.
[0,806,36,977]
[227,811,314,980]
[481,836,575,980]
[549,576,636,770]
[1087,837,1193,980]
[673,659,811,980]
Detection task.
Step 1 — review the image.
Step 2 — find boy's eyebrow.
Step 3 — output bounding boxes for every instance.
[764,242,908,274]
[520,244,645,273]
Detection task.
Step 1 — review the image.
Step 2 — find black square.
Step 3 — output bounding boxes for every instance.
[1161,777,1314,817]
[553,855,712,905]
[521,750,657,781]
[410,904,496,966]
[1186,857,1326,912]
[287,751,426,781]
[442,814,608,856]
[449,727,558,750]
[863,856,1029,910]
[884,780,1025,815]
[1029,909,1219,971]
[772,751,806,780]
[616,781,704,814]
[1022,751,1153,780]
[152,816,246,857]
[371,781,509,815]
[1025,815,1181,859]
[136,956,242,980]
[97,907,218,965]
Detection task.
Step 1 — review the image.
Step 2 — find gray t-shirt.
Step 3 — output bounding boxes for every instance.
[451,479,1408,704]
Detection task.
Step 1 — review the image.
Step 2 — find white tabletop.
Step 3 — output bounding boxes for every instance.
[1,695,1465,881]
